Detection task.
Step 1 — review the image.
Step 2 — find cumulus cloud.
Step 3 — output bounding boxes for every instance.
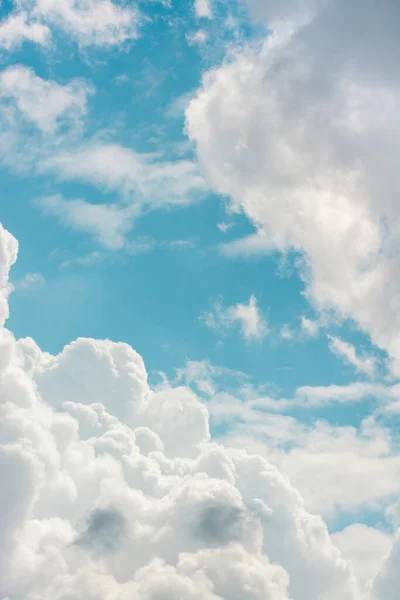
[0,65,93,134]
[2,0,140,51]
[203,295,268,341]
[186,0,400,374]
[332,524,392,591]
[0,220,368,600]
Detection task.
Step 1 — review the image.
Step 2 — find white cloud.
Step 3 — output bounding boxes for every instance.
[300,316,320,338]
[370,531,400,600]
[0,11,50,50]
[327,335,377,378]
[332,524,392,592]
[220,230,276,258]
[0,220,365,600]
[186,0,400,374]
[203,295,269,341]
[3,0,140,51]
[40,142,207,211]
[194,0,212,19]
[0,65,93,134]
[36,194,135,250]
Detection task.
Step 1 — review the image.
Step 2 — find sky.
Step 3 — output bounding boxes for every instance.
[0,1,400,599]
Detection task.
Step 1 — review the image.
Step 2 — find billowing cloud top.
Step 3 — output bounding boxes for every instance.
[3,218,388,600]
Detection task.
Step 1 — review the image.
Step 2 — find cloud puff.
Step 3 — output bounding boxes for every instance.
[0,11,50,50]
[203,295,269,341]
[2,0,140,51]
[0,220,364,600]
[0,65,93,134]
[186,0,400,374]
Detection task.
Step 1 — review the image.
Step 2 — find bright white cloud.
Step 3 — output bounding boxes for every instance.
[0,65,93,133]
[36,194,135,250]
[3,0,140,50]
[327,334,377,378]
[0,220,366,600]
[186,0,400,374]
[203,295,268,341]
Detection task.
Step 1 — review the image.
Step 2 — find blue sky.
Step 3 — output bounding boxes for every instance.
[1,1,400,596]
[2,0,379,395]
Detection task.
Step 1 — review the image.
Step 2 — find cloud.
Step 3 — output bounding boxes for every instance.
[0,220,366,600]
[36,194,136,250]
[186,29,209,47]
[370,531,400,600]
[300,316,320,337]
[0,11,50,50]
[40,142,207,211]
[332,524,392,591]
[0,65,93,134]
[327,335,377,378]
[203,295,269,341]
[2,0,140,51]
[219,230,276,258]
[194,0,213,19]
[186,0,400,374]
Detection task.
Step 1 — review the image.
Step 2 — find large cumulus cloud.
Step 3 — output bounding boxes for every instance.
[0,220,367,599]
[186,0,400,373]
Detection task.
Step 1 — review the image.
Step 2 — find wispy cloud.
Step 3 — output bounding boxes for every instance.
[40,143,207,212]
[35,194,135,250]
[327,335,377,378]
[12,271,44,290]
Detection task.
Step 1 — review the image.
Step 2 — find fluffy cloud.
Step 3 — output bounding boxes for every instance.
[0,11,50,50]
[0,65,93,134]
[203,295,268,340]
[2,0,140,51]
[186,0,400,373]
[0,220,368,600]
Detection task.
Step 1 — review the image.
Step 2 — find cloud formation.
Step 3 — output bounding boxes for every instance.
[0,220,369,600]
[203,295,268,341]
[0,65,93,134]
[1,0,140,51]
[186,0,400,373]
